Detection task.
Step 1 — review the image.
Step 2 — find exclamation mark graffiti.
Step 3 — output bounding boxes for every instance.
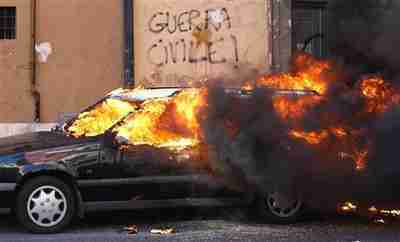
[231,34,239,67]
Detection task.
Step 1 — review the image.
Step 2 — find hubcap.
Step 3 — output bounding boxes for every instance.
[265,191,302,218]
[27,185,67,227]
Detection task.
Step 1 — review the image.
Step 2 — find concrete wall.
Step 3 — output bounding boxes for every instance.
[271,0,292,72]
[36,0,124,122]
[0,0,294,125]
[0,0,35,122]
[134,0,273,88]
[0,0,125,123]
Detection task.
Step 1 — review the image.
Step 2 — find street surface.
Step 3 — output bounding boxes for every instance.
[0,207,400,242]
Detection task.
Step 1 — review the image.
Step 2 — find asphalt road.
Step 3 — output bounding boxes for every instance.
[1,207,400,242]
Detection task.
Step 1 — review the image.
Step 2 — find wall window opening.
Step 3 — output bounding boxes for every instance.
[0,7,16,40]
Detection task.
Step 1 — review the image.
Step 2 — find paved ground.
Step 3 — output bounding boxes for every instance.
[1,207,400,242]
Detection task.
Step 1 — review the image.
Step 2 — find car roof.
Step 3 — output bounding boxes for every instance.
[108,87,319,102]
[109,88,182,101]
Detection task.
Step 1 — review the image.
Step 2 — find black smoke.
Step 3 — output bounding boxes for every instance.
[199,81,361,209]
[199,61,400,211]
[329,0,400,80]
[191,1,400,209]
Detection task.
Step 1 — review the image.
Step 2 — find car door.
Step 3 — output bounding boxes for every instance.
[75,141,134,202]
[75,136,218,203]
[118,145,208,200]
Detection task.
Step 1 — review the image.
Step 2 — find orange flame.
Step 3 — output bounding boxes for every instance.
[245,53,333,95]
[273,96,322,120]
[361,76,400,113]
[113,89,207,151]
[67,99,136,137]
[289,130,329,145]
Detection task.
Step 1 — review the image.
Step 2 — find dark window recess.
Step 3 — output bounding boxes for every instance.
[293,1,328,58]
[0,7,16,39]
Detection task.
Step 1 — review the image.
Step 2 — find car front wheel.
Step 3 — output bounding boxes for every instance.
[16,176,76,233]
[256,190,304,224]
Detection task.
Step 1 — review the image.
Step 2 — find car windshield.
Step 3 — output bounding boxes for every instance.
[63,88,184,138]
[63,97,137,138]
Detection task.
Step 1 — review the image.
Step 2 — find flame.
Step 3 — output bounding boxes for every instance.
[113,89,207,151]
[340,201,358,212]
[340,204,400,223]
[361,76,400,113]
[380,209,400,216]
[273,96,322,120]
[246,53,332,95]
[66,87,207,151]
[331,127,347,138]
[172,88,207,133]
[289,130,329,145]
[67,99,136,137]
[353,149,368,171]
[289,127,349,145]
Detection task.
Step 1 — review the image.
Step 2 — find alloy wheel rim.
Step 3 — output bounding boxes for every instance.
[27,185,67,228]
[265,191,302,218]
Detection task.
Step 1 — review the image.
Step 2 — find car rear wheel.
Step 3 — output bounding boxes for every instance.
[16,176,75,233]
[256,190,304,224]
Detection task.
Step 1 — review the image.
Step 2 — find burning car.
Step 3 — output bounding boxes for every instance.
[1,53,400,233]
[0,85,319,233]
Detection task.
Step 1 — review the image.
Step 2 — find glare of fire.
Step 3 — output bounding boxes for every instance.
[361,76,400,113]
[172,88,207,132]
[353,150,368,171]
[340,201,358,212]
[67,99,136,137]
[369,206,378,213]
[381,209,400,216]
[113,89,207,151]
[289,130,329,145]
[290,127,368,171]
[289,127,351,145]
[369,206,400,217]
[331,127,347,138]
[273,96,322,120]
[245,53,332,95]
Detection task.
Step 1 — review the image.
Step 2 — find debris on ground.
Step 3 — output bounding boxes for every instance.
[374,219,386,224]
[150,228,176,235]
[123,225,138,234]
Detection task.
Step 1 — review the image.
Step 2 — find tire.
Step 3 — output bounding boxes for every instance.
[16,176,76,233]
[255,189,304,224]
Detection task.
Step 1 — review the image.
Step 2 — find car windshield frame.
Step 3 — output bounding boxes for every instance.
[60,88,185,138]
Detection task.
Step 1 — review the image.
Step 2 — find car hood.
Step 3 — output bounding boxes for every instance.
[0,131,99,155]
